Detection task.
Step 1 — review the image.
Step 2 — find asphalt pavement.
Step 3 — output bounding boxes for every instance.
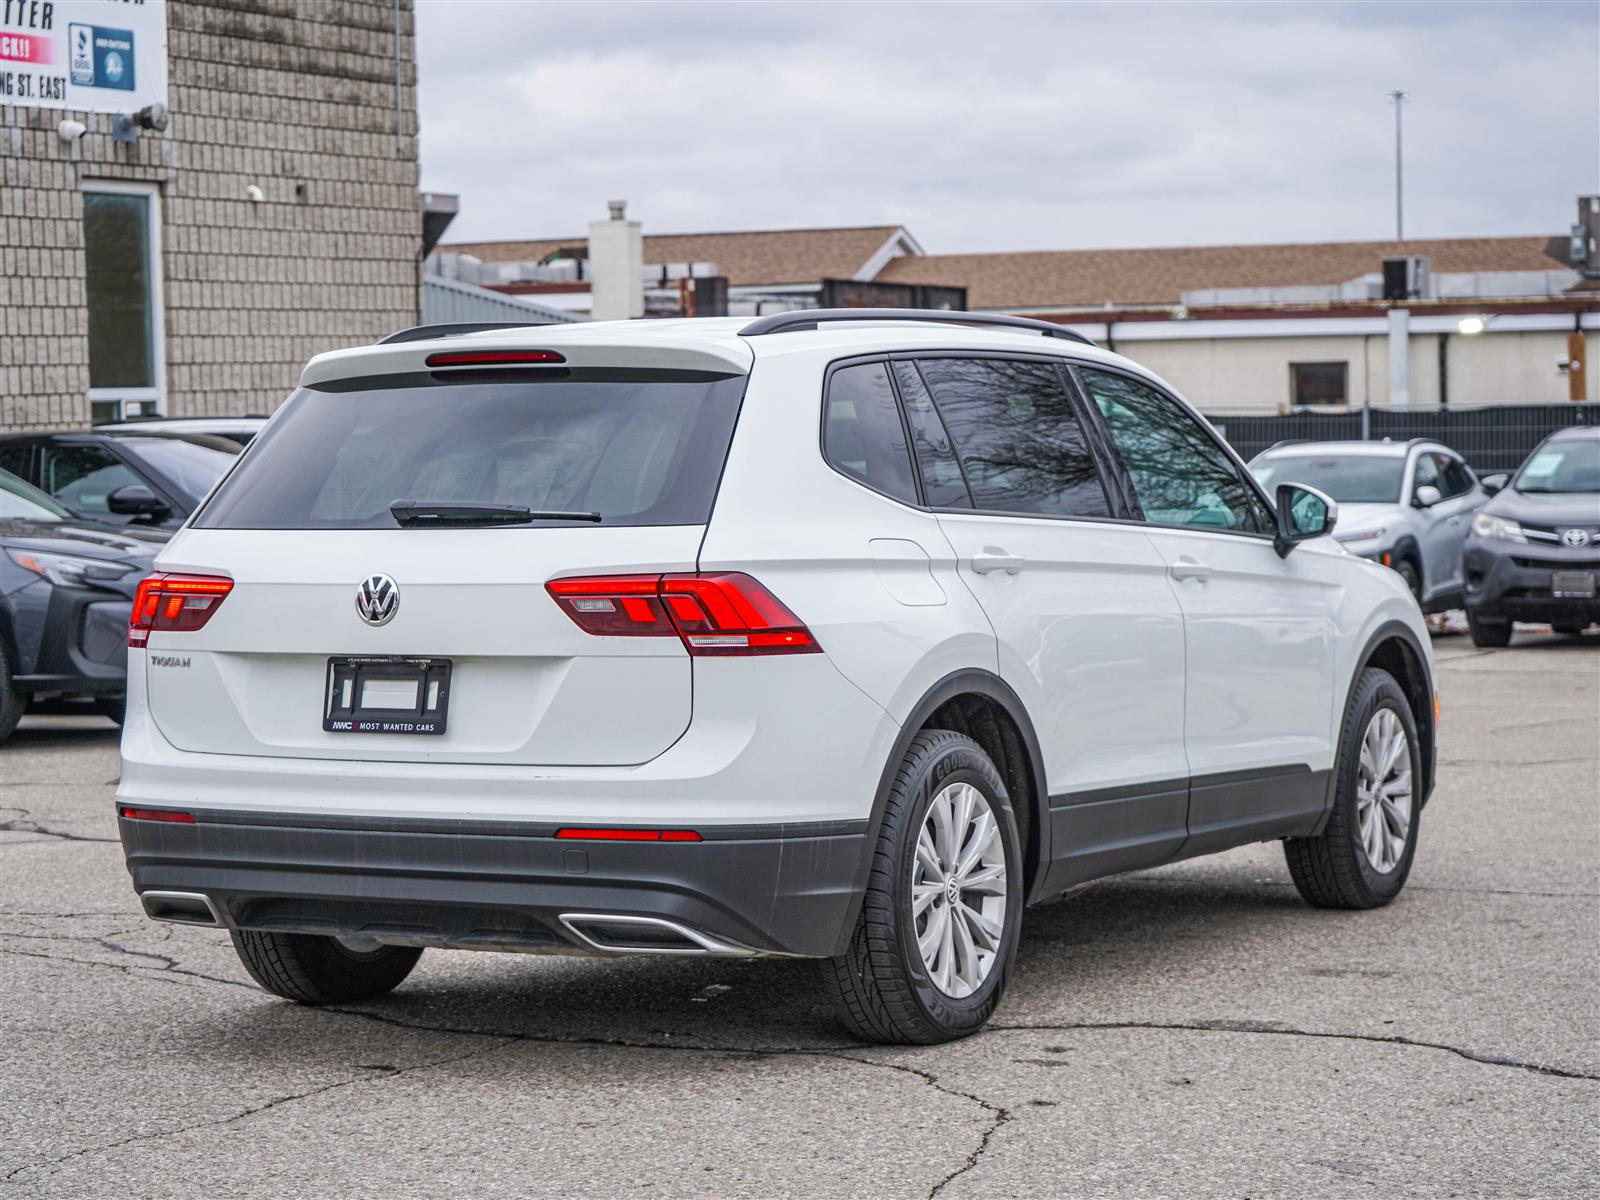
[2,630,1596,1198]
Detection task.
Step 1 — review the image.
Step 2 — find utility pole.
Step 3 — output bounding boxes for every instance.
[1389,89,1408,240]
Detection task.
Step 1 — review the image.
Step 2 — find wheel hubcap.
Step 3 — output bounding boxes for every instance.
[1356,708,1413,873]
[912,781,1008,999]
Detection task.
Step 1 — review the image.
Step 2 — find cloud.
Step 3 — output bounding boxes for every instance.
[415,0,1599,251]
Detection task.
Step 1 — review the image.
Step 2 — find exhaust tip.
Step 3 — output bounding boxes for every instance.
[140,891,224,927]
[557,913,754,956]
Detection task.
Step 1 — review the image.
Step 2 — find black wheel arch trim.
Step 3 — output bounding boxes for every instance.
[1313,619,1437,833]
[831,668,1052,957]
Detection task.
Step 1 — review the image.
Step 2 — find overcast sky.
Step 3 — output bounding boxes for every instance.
[415,1,1599,253]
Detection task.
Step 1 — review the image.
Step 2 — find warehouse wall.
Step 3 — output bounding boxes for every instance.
[0,0,420,431]
[1119,329,1597,412]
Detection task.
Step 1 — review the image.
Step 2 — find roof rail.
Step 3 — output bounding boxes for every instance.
[376,321,556,346]
[737,308,1096,346]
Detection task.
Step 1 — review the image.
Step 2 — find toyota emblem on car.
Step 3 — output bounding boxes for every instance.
[355,574,399,626]
[1561,528,1591,547]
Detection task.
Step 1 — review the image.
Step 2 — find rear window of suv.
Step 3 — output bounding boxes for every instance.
[195,371,747,529]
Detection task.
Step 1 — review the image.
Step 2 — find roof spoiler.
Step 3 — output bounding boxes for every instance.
[737,308,1096,346]
[377,321,562,346]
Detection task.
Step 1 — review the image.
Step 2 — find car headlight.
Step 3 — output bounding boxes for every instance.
[1470,513,1526,543]
[1335,526,1387,544]
[5,548,134,589]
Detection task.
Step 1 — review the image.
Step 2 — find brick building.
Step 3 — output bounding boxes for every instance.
[0,0,421,431]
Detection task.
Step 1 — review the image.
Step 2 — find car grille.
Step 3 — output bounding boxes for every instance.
[1522,523,1600,545]
[1513,557,1600,571]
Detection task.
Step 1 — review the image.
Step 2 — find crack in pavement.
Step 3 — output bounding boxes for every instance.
[1126,876,1597,900]
[0,806,117,845]
[987,1020,1600,1082]
[3,1035,519,1184]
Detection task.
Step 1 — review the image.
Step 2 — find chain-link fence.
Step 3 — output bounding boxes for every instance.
[1206,404,1600,473]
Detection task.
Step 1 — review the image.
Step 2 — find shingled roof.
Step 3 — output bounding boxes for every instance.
[873,236,1569,310]
[442,225,908,288]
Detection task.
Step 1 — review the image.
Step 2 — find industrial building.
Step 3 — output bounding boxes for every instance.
[442,196,1600,412]
[0,0,424,431]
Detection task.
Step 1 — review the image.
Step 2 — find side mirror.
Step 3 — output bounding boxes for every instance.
[1480,473,1509,496]
[1274,482,1338,558]
[1413,484,1443,509]
[106,483,170,517]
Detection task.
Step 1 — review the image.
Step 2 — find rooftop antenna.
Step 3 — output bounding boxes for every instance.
[1389,89,1408,240]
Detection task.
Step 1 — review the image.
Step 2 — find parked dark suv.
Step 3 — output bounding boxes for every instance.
[1464,426,1600,646]
[0,431,240,532]
[0,470,166,743]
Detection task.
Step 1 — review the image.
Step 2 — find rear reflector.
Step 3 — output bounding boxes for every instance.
[119,807,196,824]
[546,572,819,656]
[425,350,566,368]
[556,828,702,842]
[129,573,233,648]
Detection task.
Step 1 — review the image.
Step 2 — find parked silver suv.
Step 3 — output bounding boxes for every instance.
[1251,440,1490,612]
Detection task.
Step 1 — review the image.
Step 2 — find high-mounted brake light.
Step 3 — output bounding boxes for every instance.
[546,573,819,656]
[425,350,566,368]
[129,573,233,647]
[118,807,196,824]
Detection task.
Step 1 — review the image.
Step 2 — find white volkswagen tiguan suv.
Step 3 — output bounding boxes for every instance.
[117,310,1436,1044]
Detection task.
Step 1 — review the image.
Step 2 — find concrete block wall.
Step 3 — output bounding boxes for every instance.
[0,0,420,430]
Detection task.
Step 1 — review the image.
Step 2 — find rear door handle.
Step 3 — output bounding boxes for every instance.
[1168,558,1213,581]
[971,550,1025,575]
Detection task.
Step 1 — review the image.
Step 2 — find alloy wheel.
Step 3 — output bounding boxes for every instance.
[1356,708,1413,873]
[912,781,1008,999]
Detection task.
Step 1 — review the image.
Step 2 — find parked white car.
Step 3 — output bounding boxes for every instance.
[1251,439,1491,612]
[116,310,1436,1043]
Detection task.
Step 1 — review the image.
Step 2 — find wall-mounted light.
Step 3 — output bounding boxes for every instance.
[111,103,170,144]
[1457,316,1488,335]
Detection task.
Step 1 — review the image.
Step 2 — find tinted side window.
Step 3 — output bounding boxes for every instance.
[1437,454,1474,498]
[1081,369,1272,534]
[892,362,972,508]
[38,444,143,515]
[916,358,1110,518]
[823,362,918,505]
[0,444,33,484]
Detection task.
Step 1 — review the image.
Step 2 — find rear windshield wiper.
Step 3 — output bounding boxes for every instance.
[389,499,602,527]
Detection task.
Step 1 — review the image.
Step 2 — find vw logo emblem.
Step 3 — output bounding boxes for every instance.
[355,574,399,626]
[1561,528,1591,548]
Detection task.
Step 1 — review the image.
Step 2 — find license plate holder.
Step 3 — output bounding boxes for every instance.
[1551,571,1597,599]
[324,657,451,735]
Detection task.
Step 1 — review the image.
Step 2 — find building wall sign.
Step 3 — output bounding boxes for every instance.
[0,0,165,113]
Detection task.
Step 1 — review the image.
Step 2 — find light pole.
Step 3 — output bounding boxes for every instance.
[1389,89,1408,240]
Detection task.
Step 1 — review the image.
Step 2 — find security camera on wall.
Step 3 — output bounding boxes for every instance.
[56,120,87,144]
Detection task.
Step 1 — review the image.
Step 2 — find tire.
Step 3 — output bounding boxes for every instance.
[231,930,422,1004]
[1466,610,1513,648]
[1284,668,1422,909]
[1394,557,1422,605]
[94,697,125,726]
[0,642,26,747]
[820,729,1023,1044]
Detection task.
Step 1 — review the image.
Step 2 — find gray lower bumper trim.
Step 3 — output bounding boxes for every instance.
[119,814,869,959]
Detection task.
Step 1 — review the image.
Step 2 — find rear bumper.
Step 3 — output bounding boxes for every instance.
[119,810,870,958]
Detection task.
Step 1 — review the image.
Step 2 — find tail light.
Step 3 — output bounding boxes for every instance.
[546,573,819,656]
[129,573,233,648]
[119,806,196,824]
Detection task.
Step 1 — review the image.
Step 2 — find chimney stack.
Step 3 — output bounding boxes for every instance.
[589,200,644,321]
